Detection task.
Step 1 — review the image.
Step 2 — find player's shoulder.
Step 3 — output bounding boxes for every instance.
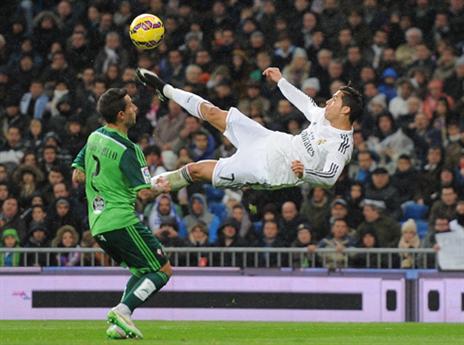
[93,127,135,151]
[330,131,353,157]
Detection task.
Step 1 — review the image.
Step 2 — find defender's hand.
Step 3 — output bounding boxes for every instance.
[72,169,85,184]
[291,160,304,179]
[263,67,283,83]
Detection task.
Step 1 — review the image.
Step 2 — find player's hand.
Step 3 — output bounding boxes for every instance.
[263,67,282,83]
[152,176,171,195]
[291,160,304,179]
[72,169,85,184]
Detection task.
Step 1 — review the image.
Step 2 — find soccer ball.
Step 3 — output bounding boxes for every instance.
[129,14,165,50]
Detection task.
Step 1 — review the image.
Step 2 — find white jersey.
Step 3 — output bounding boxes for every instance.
[271,78,354,187]
[212,78,353,190]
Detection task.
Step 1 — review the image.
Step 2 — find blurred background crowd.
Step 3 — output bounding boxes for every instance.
[0,0,464,268]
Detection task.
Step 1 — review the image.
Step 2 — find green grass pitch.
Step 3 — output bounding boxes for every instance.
[1,321,463,345]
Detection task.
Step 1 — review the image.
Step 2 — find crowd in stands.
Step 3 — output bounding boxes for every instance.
[1,0,464,268]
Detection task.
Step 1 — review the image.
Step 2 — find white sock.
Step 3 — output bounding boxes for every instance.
[115,303,132,317]
[151,166,193,192]
[163,85,207,119]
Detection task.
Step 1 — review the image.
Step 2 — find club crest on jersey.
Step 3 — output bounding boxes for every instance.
[93,196,105,214]
[141,167,151,183]
[316,138,327,145]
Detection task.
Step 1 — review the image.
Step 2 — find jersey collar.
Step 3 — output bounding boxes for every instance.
[104,125,129,139]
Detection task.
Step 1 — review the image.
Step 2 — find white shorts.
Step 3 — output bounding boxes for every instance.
[212,107,283,189]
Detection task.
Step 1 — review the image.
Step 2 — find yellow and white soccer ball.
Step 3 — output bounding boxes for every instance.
[129,14,165,50]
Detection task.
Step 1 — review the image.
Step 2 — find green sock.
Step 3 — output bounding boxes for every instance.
[121,275,140,301]
[122,271,170,312]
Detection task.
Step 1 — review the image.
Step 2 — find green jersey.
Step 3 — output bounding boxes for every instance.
[72,126,151,235]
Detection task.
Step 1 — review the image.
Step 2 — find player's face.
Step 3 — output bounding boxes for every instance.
[123,95,138,128]
[324,90,345,121]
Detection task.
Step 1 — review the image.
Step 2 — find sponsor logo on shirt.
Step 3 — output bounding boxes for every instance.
[301,131,315,157]
[141,167,151,183]
[316,138,327,145]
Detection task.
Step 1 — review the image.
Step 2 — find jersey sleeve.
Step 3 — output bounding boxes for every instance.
[303,150,347,188]
[277,78,325,123]
[71,145,86,171]
[119,146,152,192]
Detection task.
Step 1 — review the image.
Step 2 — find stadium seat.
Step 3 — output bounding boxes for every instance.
[208,202,228,222]
[203,184,225,203]
[415,220,429,239]
[401,202,429,221]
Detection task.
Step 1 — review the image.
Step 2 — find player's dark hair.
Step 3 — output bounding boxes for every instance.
[97,88,127,124]
[340,84,363,124]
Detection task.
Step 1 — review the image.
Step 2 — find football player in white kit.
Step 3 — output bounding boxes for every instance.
[136,67,363,191]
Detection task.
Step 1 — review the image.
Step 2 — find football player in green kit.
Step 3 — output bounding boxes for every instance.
[72,88,171,339]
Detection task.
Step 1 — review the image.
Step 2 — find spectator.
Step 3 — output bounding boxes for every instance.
[282,48,311,88]
[143,145,166,177]
[280,200,309,244]
[352,226,385,268]
[346,182,365,228]
[428,186,458,228]
[389,78,414,119]
[0,197,27,242]
[51,224,80,266]
[357,199,401,247]
[350,150,377,185]
[183,193,220,243]
[425,81,454,122]
[153,100,187,151]
[214,218,248,266]
[154,217,185,248]
[396,27,423,68]
[190,130,216,161]
[40,51,75,85]
[230,204,255,242]
[0,228,21,267]
[449,200,464,232]
[12,165,44,207]
[291,222,317,268]
[421,215,450,268]
[391,154,418,205]
[186,221,210,267]
[416,146,443,202]
[93,31,129,75]
[398,219,420,268]
[146,194,186,238]
[256,220,287,267]
[327,198,357,234]
[318,218,356,269]
[47,197,83,237]
[19,80,49,119]
[23,222,49,266]
[365,167,401,219]
[300,188,330,241]
[444,55,464,101]
[0,126,25,166]
[62,116,86,158]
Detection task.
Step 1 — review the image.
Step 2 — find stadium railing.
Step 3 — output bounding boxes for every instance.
[0,247,438,269]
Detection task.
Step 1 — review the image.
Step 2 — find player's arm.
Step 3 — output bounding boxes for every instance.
[292,151,346,188]
[263,67,323,122]
[71,145,86,184]
[120,147,170,198]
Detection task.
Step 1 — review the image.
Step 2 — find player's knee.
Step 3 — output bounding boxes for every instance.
[186,163,201,181]
[203,105,225,121]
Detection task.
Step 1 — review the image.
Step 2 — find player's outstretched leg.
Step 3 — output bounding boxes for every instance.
[151,160,217,192]
[136,68,228,132]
